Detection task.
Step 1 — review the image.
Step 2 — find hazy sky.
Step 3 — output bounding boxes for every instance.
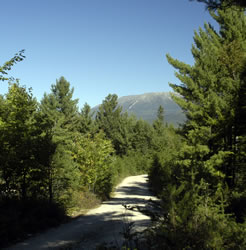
[0,0,215,108]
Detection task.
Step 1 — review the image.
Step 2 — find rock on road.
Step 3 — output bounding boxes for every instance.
[6,174,156,250]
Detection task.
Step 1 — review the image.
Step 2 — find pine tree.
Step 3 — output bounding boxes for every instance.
[40,77,81,205]
[167,7,246,189]
[78,102,96,134]
[191,0,246,9]
[41,76,79,135]
[147,7,246,248]
[131,119,154,154]
[96,94,130,155]
[153,105,165,135]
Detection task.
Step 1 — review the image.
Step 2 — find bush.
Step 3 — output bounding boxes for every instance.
[111,151,152,187]
[0,198,67,248]
[145,179,246,249]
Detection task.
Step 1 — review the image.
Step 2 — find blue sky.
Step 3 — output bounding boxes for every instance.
[0,0,215,108]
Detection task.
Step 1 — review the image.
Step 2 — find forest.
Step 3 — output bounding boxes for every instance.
[1,1,246,249]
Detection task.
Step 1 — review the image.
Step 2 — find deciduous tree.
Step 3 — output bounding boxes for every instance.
[0,50,25,82]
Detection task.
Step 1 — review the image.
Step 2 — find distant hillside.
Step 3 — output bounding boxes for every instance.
[93,92,186,126]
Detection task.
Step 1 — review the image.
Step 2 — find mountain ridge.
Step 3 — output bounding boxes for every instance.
[93,92,186,126]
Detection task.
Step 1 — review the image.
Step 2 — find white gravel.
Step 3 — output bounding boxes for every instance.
[6,174,156,250]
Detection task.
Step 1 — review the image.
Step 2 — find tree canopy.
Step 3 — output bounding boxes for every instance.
[190,0,246,9]
[147,6,246,248]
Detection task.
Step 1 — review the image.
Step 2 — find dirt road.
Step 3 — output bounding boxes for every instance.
[7,174,155,250]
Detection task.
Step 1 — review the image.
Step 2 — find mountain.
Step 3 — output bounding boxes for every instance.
[93,92,186,126]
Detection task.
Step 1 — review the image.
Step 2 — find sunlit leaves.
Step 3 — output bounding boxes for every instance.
[0,50,25,82]
[72,131,114,195]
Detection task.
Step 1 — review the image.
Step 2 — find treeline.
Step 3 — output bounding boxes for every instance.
[0,72,176,246]
[147,6,246,249]
[1,3,246,249]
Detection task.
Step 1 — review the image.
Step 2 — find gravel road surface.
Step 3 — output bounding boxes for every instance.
[7,174,155,250]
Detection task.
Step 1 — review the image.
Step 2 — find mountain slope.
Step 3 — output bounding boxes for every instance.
[93,92,186,126]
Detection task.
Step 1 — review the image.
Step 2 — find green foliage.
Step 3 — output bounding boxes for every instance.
[190,0,246,10]
[147,180,246,249]
[0,68,168,247]
[0,199,67,248]
[96,94,134,155]
[72,131,115,199]
[133,120,154,152]
[111,151,152,187]
[153,105,165,132]
[79,102,96,134]
[0,82,39,200]
[166,7,246,189]
[39,76,82,207]
[148,7,246,249]
[41,76,79,134]
[1,11,246,247]
[0,50,25,82]
[0,82,70,248]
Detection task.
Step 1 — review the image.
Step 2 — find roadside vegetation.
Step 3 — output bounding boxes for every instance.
[147,3,246,249]
[1,1,246,249]
[0,69,169,247]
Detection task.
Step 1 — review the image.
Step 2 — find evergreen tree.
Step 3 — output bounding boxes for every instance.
[167,7,246,189]
[190,0,246,9]
[96,94,131,155]
[157,105,164,122]
[41,76,79,134]
[78,102,96,134]
[40,77,81,205]
[152,105,178,153]
[147,7,246,248]
[153,105,165,135]
[132,119,154,154]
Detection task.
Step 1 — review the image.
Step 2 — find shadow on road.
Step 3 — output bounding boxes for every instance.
[7,175,154,250]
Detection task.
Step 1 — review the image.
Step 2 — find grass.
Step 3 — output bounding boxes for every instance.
[69,190,101,217]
